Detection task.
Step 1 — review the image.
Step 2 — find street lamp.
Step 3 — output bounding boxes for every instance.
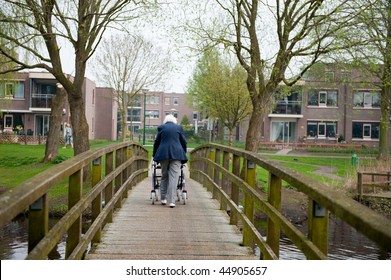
[142,89,149,145]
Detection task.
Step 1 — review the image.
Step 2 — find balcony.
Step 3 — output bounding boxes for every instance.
[270,101,303,117]
[30,93,53,110]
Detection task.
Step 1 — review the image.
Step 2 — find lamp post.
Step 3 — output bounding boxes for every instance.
[142,89,148,145]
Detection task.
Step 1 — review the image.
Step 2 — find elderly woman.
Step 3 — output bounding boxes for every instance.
[152,114,188,208]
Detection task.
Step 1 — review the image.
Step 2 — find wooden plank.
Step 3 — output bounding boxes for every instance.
[86,168,257,260]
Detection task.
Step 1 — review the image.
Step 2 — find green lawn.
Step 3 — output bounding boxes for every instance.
[0,141,375,193]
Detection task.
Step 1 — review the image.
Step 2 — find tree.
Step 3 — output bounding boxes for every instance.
[340,0,391,160]
[44,84,66,162]
[93,33,172,141]
[182,0,356,151]
[187,49,252,146]
[0,0,154,156]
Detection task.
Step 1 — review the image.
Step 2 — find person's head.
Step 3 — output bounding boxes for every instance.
[163,114,177,124]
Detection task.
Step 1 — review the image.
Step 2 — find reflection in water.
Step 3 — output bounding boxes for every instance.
[256,215,390,260]
[0,215,390,260]
[0,217,65,260]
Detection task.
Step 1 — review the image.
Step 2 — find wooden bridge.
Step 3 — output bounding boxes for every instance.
[0,142,390,260]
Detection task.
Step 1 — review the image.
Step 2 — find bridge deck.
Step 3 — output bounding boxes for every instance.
[86,168,257,260]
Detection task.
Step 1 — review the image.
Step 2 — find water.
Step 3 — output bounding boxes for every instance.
[0,216,66,260]
[0,215,389,260]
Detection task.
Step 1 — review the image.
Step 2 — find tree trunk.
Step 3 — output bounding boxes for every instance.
[245,109,264,152]
[43,85,67,162]
[219,121,224,144]
[121,103,127,142]
[378,84,390,161]
[228,128,234,146]
[68,92,90,156]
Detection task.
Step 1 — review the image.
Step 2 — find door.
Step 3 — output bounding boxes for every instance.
[271,121,297,143]
[35,115,50,136]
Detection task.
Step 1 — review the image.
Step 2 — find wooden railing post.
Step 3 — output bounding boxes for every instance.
[230,154,240,225]
[221,151,230,211]
[122,147,128,198]
[105,151,114,224]
[267,172,281,258]
[207,147,215,193]
[213,148,220,199]
[91,157,102,244]
[127,146,134,190]
[28,195,48,253]
[357,172,363,201]
[115,148,123,209]
[66,169,82,259]
[243,160,255,246]
[308,199,328,257]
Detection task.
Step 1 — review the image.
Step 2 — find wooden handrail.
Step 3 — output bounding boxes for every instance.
[190,144,391,260]
[357,171,391,201]
[0,142,149,260]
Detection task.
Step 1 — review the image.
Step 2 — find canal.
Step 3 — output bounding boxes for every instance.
[0,214,389,260]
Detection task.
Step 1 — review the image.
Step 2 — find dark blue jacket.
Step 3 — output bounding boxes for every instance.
[153,122,188,163]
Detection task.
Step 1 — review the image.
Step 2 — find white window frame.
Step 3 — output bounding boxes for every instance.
[363,124,371,138]
[4,114,13,128]
[318,123,326,138]
[319,91,327,107]
[173,97,179,105]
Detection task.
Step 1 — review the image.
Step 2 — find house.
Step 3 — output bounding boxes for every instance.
[126,91,200,138]
[238,64,390,148]
[0,71,117,141]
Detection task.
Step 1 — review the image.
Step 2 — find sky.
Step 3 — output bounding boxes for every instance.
[59,8,196,94]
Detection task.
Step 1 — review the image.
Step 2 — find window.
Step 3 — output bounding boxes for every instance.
[0,81,24,98]
[319,92,327,107]
[173,97,179,105]
[4,115,13,128]
[307,121,337,138]
[318,123,326,137]
[325,71,334,81]
[133,96,142,107]
[5,83,14,97]
[14,82,25,98]
[146,96,159,105]
[308,90,338,107]
[352,122,379,139]
[353,91,381,108]
[127,109,141,122]
[146,110,159,119]
[164,97,170,105]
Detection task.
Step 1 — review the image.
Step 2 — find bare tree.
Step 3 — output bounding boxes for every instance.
[181,0,356,151]
[187,48,252,145]
[93,33,172,141]
[0,0,154,156]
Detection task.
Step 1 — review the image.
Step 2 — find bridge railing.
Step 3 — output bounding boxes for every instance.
[0,142,149,260]
[357,171,391,201]
[189,143,391,260]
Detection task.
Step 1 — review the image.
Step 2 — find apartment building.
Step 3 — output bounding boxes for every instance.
[238,64,390,148]
[0,72,117,141]
[127,91,199,136]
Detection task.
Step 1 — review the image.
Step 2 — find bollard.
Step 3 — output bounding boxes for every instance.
[351,154,359,168]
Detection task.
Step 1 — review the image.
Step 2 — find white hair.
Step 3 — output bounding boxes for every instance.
[163,114,177,124]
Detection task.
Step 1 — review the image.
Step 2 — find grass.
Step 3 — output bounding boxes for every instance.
[0,140,383,200]
[0,140,115,188]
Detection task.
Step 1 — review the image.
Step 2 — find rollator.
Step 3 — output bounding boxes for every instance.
[150,161,187,205]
